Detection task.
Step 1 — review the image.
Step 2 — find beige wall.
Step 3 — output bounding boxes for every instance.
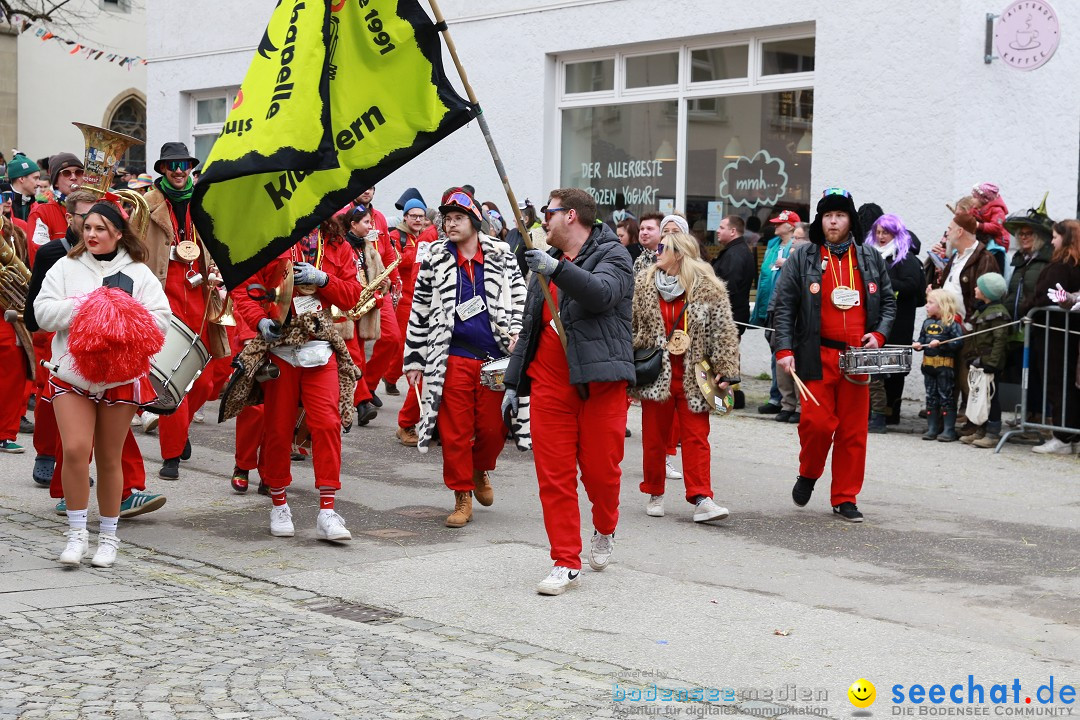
[0,24,16,161]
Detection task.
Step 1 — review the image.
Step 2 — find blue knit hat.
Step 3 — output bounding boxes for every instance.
[403,198,426,215]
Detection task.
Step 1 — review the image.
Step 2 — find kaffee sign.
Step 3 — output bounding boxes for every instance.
[995,1,1060,71]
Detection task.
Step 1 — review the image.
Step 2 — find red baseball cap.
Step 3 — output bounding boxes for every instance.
[769,210,800,224]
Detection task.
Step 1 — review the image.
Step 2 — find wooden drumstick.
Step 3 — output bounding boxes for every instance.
[790,369,820,407]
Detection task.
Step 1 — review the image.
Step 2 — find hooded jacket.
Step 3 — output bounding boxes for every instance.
[973,196,1011,251]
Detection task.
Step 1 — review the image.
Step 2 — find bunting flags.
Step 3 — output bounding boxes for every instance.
[29,25,147,68]
[191,0,476,288]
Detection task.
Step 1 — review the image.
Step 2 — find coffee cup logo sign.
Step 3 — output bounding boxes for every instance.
[718,150,789,209]
[995,1,1060,71]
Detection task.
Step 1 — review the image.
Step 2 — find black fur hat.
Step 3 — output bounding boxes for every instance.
[810,189,863,246]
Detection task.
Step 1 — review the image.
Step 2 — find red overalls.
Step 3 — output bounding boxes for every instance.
[529,281,628,570]
[226,319,266,473]
[362,207,403,394]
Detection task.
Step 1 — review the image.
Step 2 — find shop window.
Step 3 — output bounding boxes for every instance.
[561,101,678,221]
[690,45,749,83]
[565,59,614,94]
[624,52,679,89]
[761,38,815,75]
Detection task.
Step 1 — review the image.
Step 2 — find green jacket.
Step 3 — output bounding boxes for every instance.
[1004,243,1051,340]
[966,301,1010,372]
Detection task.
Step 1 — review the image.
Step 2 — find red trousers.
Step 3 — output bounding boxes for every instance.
[398,378,421,429]
[640,362,713,502]
[50,427,145,499]
[208,355,233,399]
[33,334,59,457]
[364,299,402,393]
[235,404,265,471]
[435,355,505,491]
[531,380,628,570]
[0,327,25,441]
[384,296,413,384]
[344,334,373,405]
[797,347,869,506]
[260,355,342,490]
[158,366,215,460]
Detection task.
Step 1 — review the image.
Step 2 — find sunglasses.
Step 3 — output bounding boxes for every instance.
[58,168,85,179]
[166,160,194,172]
[540,205,571,219]
[822,187,852,198]
[0,192,12,202]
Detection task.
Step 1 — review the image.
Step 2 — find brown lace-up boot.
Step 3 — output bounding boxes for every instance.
[446,491,473,528]
[473,470,493,507]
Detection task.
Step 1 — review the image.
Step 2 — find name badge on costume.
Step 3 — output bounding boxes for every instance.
[293,294,323,315]
[456,295,486,321]
[415,242,432,266]
[831,286,861,310]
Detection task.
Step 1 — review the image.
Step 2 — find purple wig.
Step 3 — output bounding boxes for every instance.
[867,213,912,265]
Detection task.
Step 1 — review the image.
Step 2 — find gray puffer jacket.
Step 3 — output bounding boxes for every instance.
[505,223,634,395]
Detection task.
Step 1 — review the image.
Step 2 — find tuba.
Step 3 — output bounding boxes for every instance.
[0,218,36,378]
[73,122,151,242]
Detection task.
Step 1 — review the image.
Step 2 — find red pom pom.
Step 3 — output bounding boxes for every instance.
[69,287,165,384]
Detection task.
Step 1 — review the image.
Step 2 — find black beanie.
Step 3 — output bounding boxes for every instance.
[809,190,863,246]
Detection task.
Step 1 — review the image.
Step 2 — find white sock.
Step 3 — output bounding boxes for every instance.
[99,516,119,537]
[66,509,88,531]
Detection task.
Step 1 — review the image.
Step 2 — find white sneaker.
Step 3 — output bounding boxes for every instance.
[90,534,121,568]
[315,511,352,543]
[59,528,89,566]
[130,414,143,427]
[665,460,683,480]
[193,411,205,424]
[589,531,614,571]
[270,505,294,537]
[142,414,159,434]
[536,566,580,596]
[1032,437,1075,455]
[693,497,730,523]
[646,494,665,517]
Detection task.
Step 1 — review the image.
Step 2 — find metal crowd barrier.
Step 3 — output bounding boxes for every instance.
[997,306,1080,453]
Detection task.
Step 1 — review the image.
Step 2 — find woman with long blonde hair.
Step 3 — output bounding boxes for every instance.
[629,232,741,523]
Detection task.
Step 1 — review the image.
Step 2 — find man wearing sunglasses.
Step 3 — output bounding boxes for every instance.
[503,188,634,596]
[26,153,85,256]
[143,143,231,481]
[403,189,526,529]
[771,188,896,524]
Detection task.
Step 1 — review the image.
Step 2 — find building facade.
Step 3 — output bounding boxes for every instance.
[146,0,1079,243]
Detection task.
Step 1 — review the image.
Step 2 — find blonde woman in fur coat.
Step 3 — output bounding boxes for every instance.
[630,232,741,523]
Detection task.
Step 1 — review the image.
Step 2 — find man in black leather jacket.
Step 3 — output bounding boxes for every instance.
[771,188,895,523]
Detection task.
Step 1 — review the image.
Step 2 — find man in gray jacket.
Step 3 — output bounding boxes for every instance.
[503,188,634,596]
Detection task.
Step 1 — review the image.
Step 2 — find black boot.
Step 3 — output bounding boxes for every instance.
[938,406,959,442]
[922,405,941,440]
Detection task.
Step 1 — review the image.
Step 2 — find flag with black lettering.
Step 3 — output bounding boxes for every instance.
[191,0,475,288]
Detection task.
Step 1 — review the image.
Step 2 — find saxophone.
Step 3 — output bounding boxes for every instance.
[346,254,401,321]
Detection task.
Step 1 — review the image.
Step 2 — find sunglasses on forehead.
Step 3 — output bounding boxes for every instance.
[445,191,477,209]
[822,187,852,199]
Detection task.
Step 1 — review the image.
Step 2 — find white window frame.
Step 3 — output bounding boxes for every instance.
[552,28,815,211]
[187,88,241,163]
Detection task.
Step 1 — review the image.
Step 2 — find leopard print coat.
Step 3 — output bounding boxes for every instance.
[629,271,741,413]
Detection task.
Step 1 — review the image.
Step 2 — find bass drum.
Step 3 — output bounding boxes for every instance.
[146,315,210,413]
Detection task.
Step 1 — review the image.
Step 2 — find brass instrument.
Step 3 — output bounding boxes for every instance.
[245,258,294,325]
[205,264,236,327]
[346,254,401,321]
[0,218,36,378]
[73,122,150,242]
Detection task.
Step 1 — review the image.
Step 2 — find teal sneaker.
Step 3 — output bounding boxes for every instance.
[0,440,25,454]
[55,499,66,515]
[119,491,166,518]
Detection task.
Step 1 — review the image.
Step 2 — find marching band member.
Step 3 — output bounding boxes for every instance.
[503,188,634,596]
[27,153,84,251]
[23,190,165,519]
[403,190,526,528]
[143,142,231,480]
[34,199,171,568]
[772,188,896,523]
[630,232,741,523]
[227,315,267,494]
[341,205,382,424]
[233,226,363,543]
[0,217,31,454]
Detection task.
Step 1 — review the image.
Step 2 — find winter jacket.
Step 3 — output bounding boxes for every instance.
[881,249,926,348]
[505,223,635,395]
[771,241,896,381]
[403,234,527,452]
[917,316,964,363]
[34,248,171,392]
[1031,260,1080,393]
[750,236,795,326]
[710,236,755,330]
[925,241,1000,323]
[26,200,67,255]
[965,301,1010,373]
[973,197,1011,251]
[1007,243,1052,321]
[629,271,740,413]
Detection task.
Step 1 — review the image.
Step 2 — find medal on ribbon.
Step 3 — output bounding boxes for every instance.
[668,329,690,355]
[175,240,200,263]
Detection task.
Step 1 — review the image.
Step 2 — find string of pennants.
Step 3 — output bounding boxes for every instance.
[31,26,147,68]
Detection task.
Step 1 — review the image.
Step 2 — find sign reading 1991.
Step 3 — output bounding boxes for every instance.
[995,1,1059,71]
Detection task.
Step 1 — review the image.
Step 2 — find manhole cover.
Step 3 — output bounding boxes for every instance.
[360,528,419,539]
[303,600,401,624]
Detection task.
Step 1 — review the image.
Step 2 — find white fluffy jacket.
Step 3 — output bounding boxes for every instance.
[35,248,171,392]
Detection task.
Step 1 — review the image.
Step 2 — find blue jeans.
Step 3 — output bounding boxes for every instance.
[769,355,781,406]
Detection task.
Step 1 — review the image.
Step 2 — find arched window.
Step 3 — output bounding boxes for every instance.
[108,96,146,173]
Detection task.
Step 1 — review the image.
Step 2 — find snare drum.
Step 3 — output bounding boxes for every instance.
[146,315,210,412]
[479,356,511,392]
[838,347,912,376]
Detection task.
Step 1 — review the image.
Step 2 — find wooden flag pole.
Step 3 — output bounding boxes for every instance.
[427,0,568,351]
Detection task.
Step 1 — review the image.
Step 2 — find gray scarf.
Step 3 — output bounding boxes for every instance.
[654,271,685,303]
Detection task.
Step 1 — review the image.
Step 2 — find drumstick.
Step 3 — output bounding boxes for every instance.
[790,369,820,407]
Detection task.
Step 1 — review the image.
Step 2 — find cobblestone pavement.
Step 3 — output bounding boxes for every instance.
[0,507,769,720]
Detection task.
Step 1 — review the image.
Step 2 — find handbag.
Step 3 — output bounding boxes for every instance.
[965,366,995,426]
[633,303,687,387]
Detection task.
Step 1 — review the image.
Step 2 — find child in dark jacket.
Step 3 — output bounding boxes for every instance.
[914,289,965,441]
[962,273,1011,448]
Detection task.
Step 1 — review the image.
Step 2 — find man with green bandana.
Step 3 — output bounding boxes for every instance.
[144,143,231,481]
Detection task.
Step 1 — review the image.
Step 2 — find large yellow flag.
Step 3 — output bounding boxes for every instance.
[192,0,475,288]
